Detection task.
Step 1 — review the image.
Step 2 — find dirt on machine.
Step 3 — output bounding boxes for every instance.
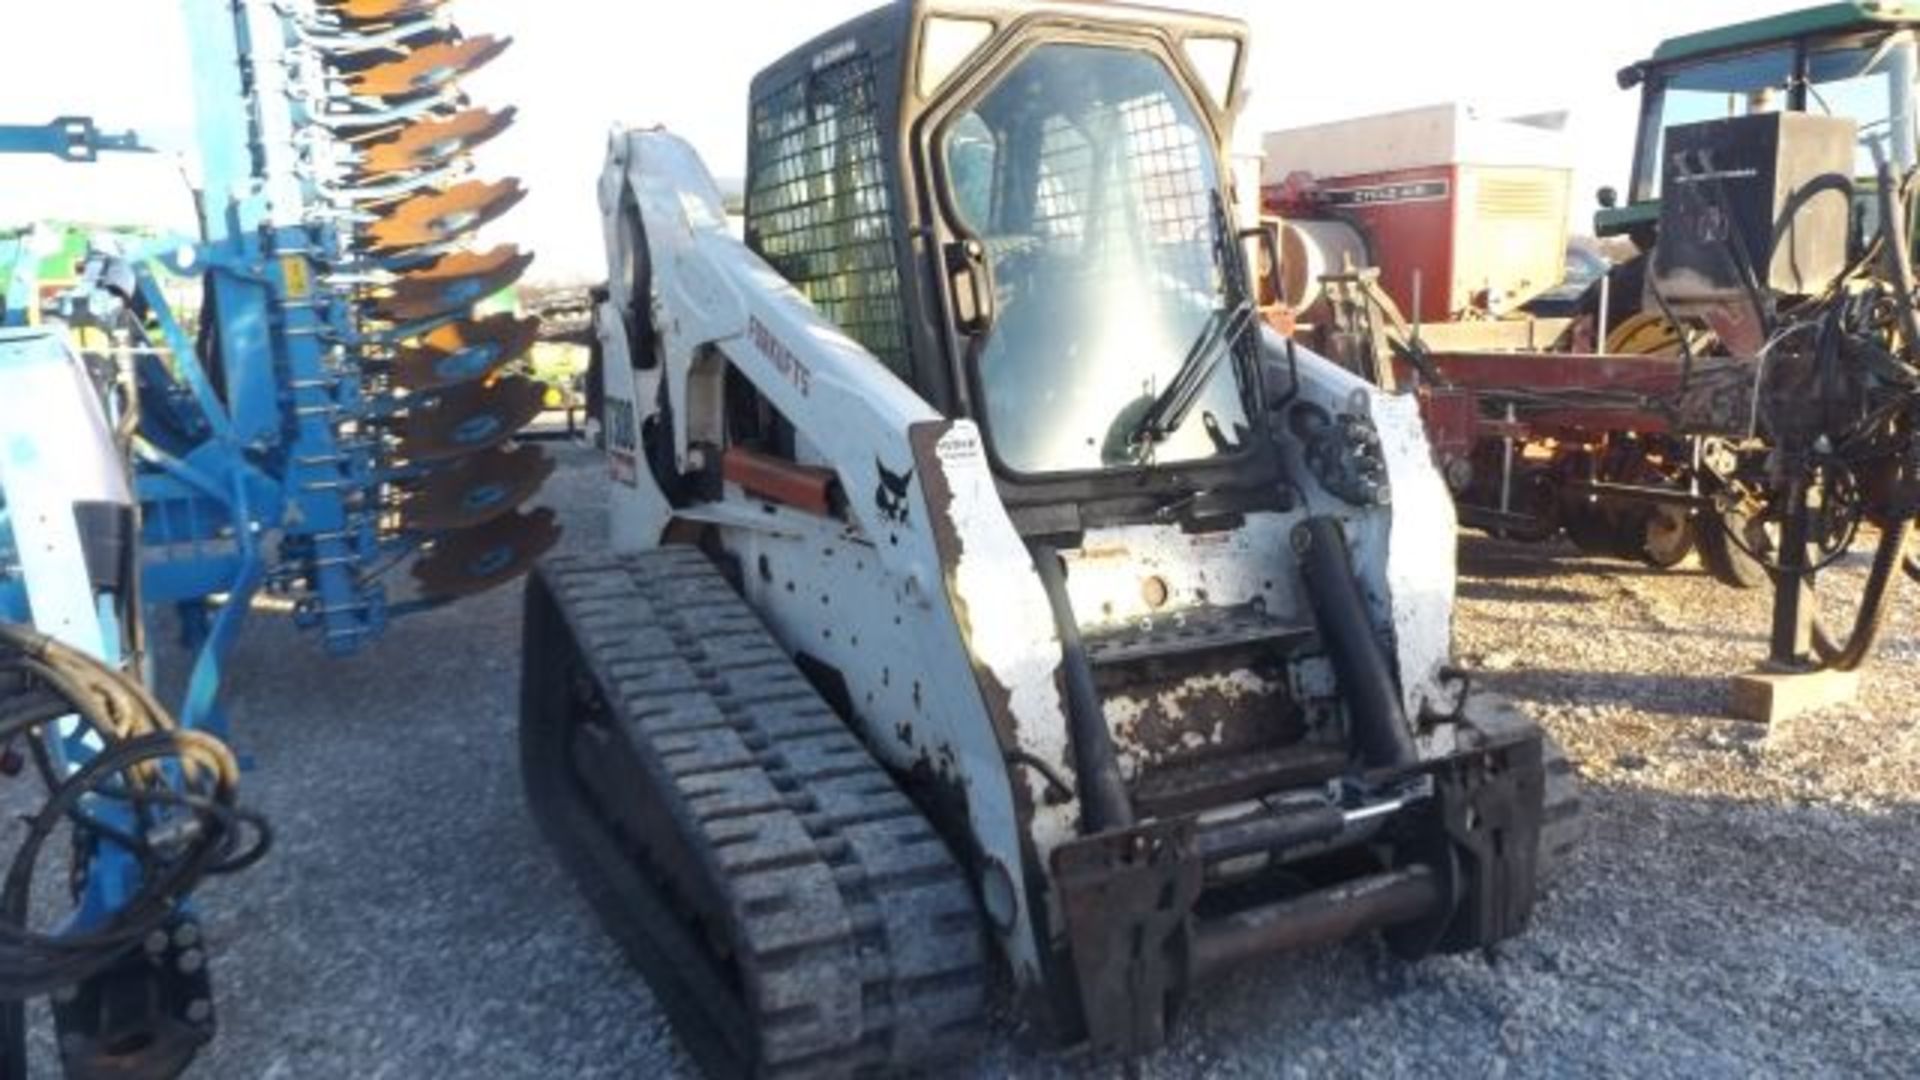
[520,1,1579,1074]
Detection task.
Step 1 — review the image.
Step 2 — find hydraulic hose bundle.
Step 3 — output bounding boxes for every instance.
[1735,154,1920,672]
[0,622,267,1076]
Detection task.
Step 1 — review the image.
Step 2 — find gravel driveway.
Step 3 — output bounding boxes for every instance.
[102,444,1920,1077]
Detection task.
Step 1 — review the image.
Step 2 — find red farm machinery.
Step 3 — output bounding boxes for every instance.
[1260,2,1920,720]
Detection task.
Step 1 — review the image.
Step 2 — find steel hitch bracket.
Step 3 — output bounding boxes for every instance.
[51,913,214,1080]
[1052,728,1547,1059]
[1050,817,1202,1059]
[1386,727,1546,957]
[1052,810,1450,1060]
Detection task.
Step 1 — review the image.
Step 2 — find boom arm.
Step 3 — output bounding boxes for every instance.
[599,129,1081,983]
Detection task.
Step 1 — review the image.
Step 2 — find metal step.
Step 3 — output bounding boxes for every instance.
[1132,743,1348,819]
[1081,603,1318,670]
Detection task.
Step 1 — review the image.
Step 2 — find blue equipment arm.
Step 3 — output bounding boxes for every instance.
[0,118,149,161]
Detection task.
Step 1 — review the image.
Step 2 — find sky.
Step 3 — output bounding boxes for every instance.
[1,0,1786,283]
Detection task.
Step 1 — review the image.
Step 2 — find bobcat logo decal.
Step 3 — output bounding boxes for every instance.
[875,459,914,525]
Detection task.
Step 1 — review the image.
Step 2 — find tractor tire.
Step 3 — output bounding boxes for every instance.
[520,549,988,1078]
[1696,506,1772,589]
[1637,505,1696,569]
[1605,311,1683,355]
[1562,504,1626,558]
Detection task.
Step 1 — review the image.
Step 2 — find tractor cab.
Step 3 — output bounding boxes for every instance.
[1602,1,1920,244]
[742,1,1270,524]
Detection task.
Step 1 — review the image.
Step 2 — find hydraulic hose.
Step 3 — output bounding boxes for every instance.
[1811,517,1913,673]
[1293,518,1418,770]
[1800,155,1920,672]
[1029,545,1134,834]
[0,623,268,1076]
[1873,155,1920,357]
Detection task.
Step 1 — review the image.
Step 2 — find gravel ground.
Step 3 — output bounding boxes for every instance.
[21,442,1918,1077]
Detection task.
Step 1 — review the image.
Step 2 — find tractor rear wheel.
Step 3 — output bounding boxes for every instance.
[1637,505,1696,569]
[1696,505,1772,589]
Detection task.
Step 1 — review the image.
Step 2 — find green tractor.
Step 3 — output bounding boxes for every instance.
[1,222,161,324]
[1599,2,1918,257]
[1565,2,1920,587]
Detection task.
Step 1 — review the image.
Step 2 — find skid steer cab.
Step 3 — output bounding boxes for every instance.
[527,1,1579,1072]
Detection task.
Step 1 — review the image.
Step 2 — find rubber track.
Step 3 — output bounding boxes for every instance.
[533,549,987,1077]
[1462,696,1586,887]
[1539,740,1584,885]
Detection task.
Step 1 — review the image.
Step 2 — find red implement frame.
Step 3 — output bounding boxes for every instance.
[1392,350,1694,446]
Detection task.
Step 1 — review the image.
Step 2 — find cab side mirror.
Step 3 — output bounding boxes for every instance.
[1597,186,1619,209]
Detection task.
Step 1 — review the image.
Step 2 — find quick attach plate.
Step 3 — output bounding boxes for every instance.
[1386,725,1545,958]
[1049,816,1202,1059]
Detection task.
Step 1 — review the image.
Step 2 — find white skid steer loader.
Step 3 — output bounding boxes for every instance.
[520,2,1580,1074]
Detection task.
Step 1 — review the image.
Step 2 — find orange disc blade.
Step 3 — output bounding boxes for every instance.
[395,375,545,463]
[363,178,526,252]
[320,0,450,24]
[344,36,511,99]
[411,508,560,599]
[391,313,541,392]
[370,245,535,323]
[360,106,516,177]
[401,444,556,532]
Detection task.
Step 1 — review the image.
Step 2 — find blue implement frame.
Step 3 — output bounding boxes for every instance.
[0,0,429,954]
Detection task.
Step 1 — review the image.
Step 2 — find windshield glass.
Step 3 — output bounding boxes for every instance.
[941,43,1251,475]
[1635,34,1920,200]
[1809,34,1919,173]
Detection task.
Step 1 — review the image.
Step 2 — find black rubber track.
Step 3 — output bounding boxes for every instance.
[1538,737,1584,885]
[1461,696,1585,887]
[521,548,988,1078]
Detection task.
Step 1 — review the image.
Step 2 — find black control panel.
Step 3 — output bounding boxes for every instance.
[1652,111,1856,309]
